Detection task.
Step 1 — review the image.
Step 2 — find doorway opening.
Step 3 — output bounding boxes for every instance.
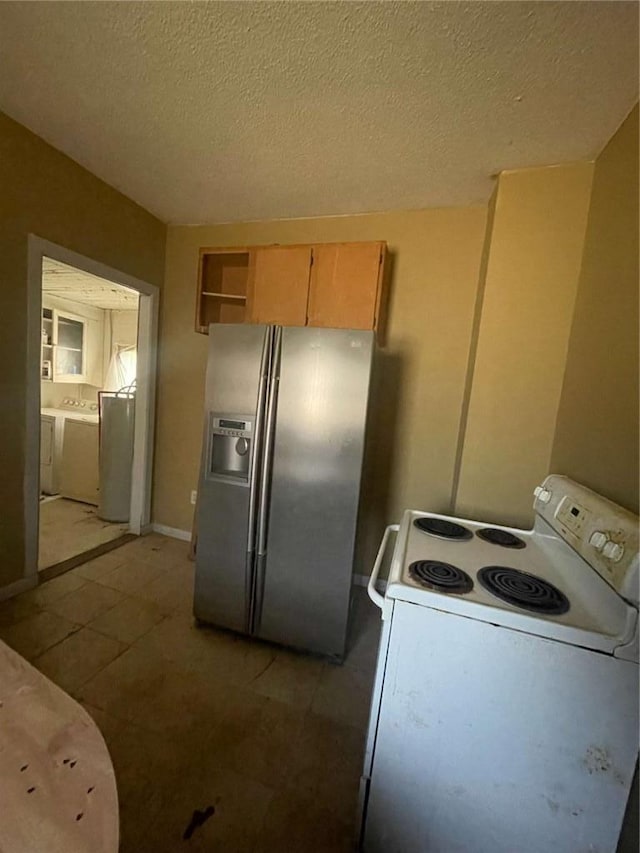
[26,237,159,586]
[39,257,140,571]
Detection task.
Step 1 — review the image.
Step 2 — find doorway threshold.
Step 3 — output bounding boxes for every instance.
[38,533,137,583]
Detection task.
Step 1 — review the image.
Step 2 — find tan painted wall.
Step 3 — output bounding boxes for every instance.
[154,208,488,572]
[551,106,639,513]
[454,163,594,527]
[0,110,165,587]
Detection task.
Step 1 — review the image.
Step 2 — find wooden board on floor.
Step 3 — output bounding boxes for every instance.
[0,639,119,852]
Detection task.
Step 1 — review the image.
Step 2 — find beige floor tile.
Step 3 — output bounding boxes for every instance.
[107,723,173,851]
[73,549,130,581]
[87,596,166,644]
[0,589,44,628]
[134,545,188,571]
[38,497,128,569]
[26,570,88,607]
[311,662,374,730]
[80,702,128,746]
[255,787,355,853]
[0,559,376,852]
[78,643,241,737]
[286,711,365,824]
[45,581,125,624]
[118,532,167,552]
[94,558,167,595]
[33,626,127,694]
[135,611,276,686]
[118,740,274,853]
[160,536,191,556]
[133,567,194,614]
[250,648,325,709]
[116,534,187,570]
[207,693,306,789]
[0,611,80,660]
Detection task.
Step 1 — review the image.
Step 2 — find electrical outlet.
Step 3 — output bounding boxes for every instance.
[190,490,197,506]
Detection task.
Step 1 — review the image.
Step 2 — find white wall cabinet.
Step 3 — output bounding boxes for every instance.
[42,296,105,387]
[52,308,88,382]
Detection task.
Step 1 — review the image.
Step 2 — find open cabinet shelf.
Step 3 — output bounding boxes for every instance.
[196,250,251,332]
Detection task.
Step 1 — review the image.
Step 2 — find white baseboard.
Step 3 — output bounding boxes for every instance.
[151,523,191,542]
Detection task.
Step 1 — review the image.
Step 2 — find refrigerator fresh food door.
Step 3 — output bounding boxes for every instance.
[254,327,374,658]
[194,323,272,633]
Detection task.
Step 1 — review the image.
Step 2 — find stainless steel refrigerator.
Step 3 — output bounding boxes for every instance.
[194,323,374,659]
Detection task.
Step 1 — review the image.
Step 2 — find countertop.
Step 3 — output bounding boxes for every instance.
[41,407,99,425]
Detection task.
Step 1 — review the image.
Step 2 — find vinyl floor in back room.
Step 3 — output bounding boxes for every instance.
[0,533,381,852]
[38,496,129,570]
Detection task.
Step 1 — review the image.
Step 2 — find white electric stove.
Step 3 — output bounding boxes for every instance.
[359,475,639,853]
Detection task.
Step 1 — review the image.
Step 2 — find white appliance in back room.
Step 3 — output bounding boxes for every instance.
[98,387,136,522]
[360,475,638,853]
[41,397,100,503]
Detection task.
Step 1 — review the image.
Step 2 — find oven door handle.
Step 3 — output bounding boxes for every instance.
[368,524,399,611]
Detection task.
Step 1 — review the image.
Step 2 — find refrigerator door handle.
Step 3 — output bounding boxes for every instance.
[253,326,282,631]
[245,327,273,631]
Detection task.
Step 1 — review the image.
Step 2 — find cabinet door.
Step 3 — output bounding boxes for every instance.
[248,246,312,326]
[53,310,88,382]
[307,242,385,330]
[61,421,100,505]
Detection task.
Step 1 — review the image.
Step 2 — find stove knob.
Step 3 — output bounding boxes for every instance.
[534,486,552,504]
[589,531,608,551]
[602,541,624,562]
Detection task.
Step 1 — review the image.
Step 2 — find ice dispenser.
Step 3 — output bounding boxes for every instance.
[207,414,253,484]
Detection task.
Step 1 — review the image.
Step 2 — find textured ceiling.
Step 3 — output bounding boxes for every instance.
[0,2,637,224]
[43,258,139,311]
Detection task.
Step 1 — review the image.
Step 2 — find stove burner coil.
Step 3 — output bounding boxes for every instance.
[409,560,474,594]
[476,528,527,549]
[478,566,569,615]
[413,518,473,541]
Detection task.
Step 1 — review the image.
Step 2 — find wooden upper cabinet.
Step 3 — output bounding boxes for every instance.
[196,240,388,336]
[307,242,386,330]
[247,246,312,326]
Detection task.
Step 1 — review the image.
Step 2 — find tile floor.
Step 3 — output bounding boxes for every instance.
[0,533,381,852]
[39,497,129,570]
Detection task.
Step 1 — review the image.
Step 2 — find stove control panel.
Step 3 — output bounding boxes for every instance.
[555,499,590,536]
[535,475,639,606]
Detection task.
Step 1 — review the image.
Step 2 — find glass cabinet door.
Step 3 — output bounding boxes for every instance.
[53,311,87,381]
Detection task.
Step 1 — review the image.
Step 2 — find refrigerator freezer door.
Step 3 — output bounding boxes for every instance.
[194,323,270,633]
[255,327,374,657]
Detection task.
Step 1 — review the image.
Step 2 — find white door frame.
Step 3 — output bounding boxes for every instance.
[26,235,160,581]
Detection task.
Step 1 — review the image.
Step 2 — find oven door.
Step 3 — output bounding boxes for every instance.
[362,600,638,853]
